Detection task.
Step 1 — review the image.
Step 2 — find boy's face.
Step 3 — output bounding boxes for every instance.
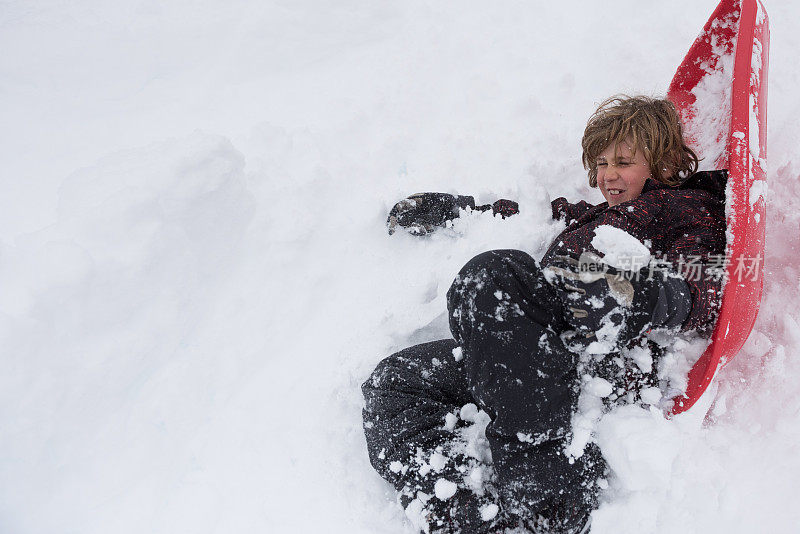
[596,139,651,206]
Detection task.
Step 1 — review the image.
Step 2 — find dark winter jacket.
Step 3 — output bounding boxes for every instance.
[543,170,728,334]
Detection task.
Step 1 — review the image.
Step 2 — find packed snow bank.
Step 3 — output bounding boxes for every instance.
[2,1,800,533]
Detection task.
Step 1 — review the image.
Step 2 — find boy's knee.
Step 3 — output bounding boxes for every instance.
[447,249,536,310]
[362,354,393,391]
[362,340,460,405]
[457,249,534,280]
[361,352,405,409]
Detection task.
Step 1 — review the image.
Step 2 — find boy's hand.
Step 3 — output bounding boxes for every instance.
[544,253,661,352]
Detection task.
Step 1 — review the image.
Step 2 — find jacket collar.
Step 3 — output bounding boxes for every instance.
[641,170,728,202]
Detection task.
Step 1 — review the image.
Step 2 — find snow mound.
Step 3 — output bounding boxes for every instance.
[591,225,651,271]
[2,1,800,533]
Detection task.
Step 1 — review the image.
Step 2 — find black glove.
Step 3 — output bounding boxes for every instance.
[386,193,519,235]
[544,253,691,352]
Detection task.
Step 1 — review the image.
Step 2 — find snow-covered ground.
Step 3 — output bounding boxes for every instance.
[2,1,799,532]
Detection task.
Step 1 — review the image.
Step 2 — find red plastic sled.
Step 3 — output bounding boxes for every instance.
[667,0,769,414]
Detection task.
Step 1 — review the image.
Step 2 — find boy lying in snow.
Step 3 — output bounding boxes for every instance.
[362,96,727,533]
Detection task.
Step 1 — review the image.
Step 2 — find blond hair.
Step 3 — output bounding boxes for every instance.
[581,95,699,187]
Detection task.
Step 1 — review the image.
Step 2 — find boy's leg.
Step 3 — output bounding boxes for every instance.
[447,249,605,531]
[362,339,519,533]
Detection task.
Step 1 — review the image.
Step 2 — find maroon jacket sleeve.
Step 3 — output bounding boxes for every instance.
[550,197,597,225]
[544,203,651,262]
[659,208,725,334]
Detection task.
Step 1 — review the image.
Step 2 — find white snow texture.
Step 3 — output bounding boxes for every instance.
[2,1,800,533]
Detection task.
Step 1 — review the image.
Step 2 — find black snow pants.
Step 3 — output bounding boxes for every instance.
[362,250,605,533]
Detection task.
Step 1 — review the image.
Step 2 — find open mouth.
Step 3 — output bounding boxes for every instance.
[607,189,625,196]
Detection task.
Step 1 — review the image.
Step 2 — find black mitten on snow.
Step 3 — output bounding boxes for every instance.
[544,254,691,351]
[386,193,518,235]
